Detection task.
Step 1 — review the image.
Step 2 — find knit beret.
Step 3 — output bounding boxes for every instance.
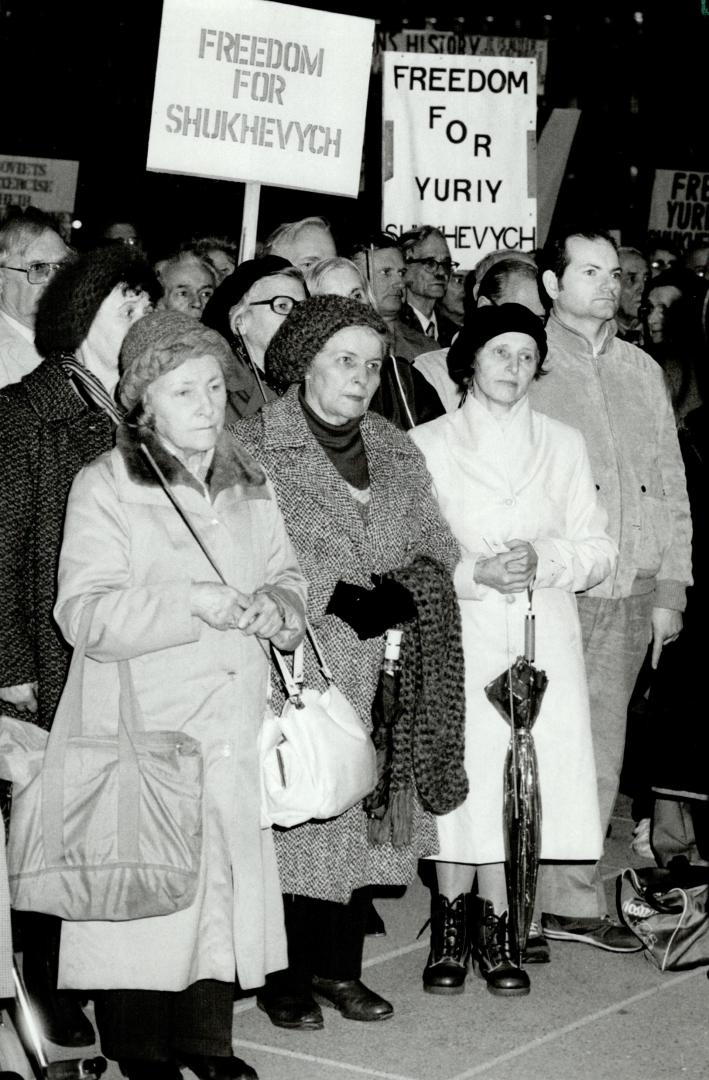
[447,302,547,390]
[119,310,234,411]
[34,245,160,359]
[265,294,388,394]
[201,255,293,342]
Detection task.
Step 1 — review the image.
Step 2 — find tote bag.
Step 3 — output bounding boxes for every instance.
[260,623,377,828]
[0,603,203,921]
[618,864,709,971]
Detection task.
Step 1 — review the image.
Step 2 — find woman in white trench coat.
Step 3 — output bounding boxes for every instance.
[53,312,307,1080]
[411,304,617,998]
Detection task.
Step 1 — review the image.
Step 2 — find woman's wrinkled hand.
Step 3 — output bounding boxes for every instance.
[0,681,39,713]
[474,540,537,594]
[234,592,284,640]
[190,582,249,631]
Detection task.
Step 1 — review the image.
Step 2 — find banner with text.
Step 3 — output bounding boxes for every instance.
[374,30,548,94]
[147,0,374,198]
[0,154,78,216]
[648,169,709,251]
[382,54,537,267]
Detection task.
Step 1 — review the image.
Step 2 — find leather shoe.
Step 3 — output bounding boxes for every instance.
[180,1054,257,1079]
[311,976,393,1021]
[256,987,323,1030]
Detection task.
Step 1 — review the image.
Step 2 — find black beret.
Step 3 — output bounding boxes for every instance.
[200,255,292,342]
[447,302,547,390]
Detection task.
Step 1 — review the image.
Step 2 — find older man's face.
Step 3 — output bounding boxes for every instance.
[0,228,69,328]
[404,232,454,305]
[157,258,215,318]
[619,252,650,320]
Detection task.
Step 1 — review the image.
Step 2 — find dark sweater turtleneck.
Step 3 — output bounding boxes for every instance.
[298,388,369,490]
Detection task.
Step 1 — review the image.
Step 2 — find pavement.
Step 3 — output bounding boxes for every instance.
[39,794,709,1080]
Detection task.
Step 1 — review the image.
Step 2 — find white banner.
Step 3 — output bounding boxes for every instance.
[648,169,709,250]
[382,54,537,268]
[0,154,79,216]
[146,0,374,198]
[374,30,548,93]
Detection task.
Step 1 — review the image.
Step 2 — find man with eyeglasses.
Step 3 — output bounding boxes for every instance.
[0,208,69,387]
[398,226,460,348]
[683,241,709,280]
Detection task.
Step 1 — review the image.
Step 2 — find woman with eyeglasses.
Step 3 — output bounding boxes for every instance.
[234,295,466,1032]
[0,244,158,1047]
[201,257,306,421]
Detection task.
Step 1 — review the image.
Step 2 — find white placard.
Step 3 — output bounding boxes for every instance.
[374,29,548,94]
[382,54,537,268]
[146,0,374,198]
[0,154,79,215]
[648,169,709,250]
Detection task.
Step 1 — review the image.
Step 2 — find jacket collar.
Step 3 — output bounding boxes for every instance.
[116,422,267,500]
[547,311,618,358]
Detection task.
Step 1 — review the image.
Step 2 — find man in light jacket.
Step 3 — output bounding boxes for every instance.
[529,226,692,952]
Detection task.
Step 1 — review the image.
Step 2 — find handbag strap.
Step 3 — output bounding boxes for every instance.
[271,620,334,702]
[41,601,144,867]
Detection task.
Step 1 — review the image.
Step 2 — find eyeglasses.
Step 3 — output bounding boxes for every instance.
[3,261,66,284]
[406,257,459,275]
[249,295,300,315]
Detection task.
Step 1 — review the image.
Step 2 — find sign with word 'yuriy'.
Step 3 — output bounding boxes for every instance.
[374,29,548,94]
[146,0,374,198]
[382,54,537,267]
[648,169,709,250]
[0,154,79,215]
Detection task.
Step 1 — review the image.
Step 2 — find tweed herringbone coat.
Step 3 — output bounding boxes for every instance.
[234,387,461,903]
[0,360,114,732]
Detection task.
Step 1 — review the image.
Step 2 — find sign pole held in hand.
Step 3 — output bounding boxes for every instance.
[239,182,261,263]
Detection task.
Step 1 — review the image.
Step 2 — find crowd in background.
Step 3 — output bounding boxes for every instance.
[0,202,703,1080]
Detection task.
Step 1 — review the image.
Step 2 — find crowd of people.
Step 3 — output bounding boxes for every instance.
[0,203,702,1080]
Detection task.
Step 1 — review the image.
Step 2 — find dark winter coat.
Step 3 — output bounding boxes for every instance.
[234,387,461,902]
[0,359,114,731]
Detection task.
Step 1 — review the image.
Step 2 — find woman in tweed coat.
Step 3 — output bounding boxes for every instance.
[235,295,462,1030]
[0,245,158,1047]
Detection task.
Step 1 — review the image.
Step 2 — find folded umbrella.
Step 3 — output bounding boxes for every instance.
[484,589,548,967]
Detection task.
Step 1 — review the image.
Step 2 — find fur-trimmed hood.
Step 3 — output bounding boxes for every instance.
[116,421,267,501]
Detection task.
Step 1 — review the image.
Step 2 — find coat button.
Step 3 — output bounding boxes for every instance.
[506,595,516,604]
[503,497,515,506]
[221,743,232,758]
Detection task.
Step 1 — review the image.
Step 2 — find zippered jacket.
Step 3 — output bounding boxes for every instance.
[528,313,692,608]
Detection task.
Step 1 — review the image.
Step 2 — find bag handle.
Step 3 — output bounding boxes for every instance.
[41,601,144,867]
[271,621,334,704]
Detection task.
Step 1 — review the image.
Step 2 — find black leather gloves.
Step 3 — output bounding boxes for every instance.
[326,575,416,640]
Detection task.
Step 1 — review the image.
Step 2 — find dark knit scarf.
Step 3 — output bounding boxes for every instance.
[298,388,370,490]
[365,554,468,847]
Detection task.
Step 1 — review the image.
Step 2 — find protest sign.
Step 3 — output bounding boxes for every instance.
[374,29,548,94]
[382,54,537,267]
[648,169,709,250]
[146,0,374,198]
[0,154,79,216]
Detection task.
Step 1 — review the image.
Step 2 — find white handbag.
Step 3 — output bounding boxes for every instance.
[261,623,377,828]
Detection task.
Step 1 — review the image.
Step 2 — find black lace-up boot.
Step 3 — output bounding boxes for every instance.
[472,896,530,997]
[422,893,469,994]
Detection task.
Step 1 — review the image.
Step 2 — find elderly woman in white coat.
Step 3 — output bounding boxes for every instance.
[411,304,617,998]
[53,312,307,1080]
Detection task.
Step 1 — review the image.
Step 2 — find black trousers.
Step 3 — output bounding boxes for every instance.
[93,979,234,1063]
[265,886,371,991]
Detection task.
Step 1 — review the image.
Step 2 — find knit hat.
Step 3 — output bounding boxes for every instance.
[447,302,547,390]
[201,255,293,342]
[119,310,234,411]
[34,245,160,359]
[265,294,389,393]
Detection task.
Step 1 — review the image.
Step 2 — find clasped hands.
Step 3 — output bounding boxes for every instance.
[190,581,283,638]
[473,539,538,594]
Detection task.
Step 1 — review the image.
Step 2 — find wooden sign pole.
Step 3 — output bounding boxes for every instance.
[239,182,261,262]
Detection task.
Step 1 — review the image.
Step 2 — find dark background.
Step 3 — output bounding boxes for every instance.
[1,0,707,256]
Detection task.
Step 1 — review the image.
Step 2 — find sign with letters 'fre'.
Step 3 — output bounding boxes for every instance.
[382,54,537,267]
[648,169,709,250]
[146,0,374,198]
